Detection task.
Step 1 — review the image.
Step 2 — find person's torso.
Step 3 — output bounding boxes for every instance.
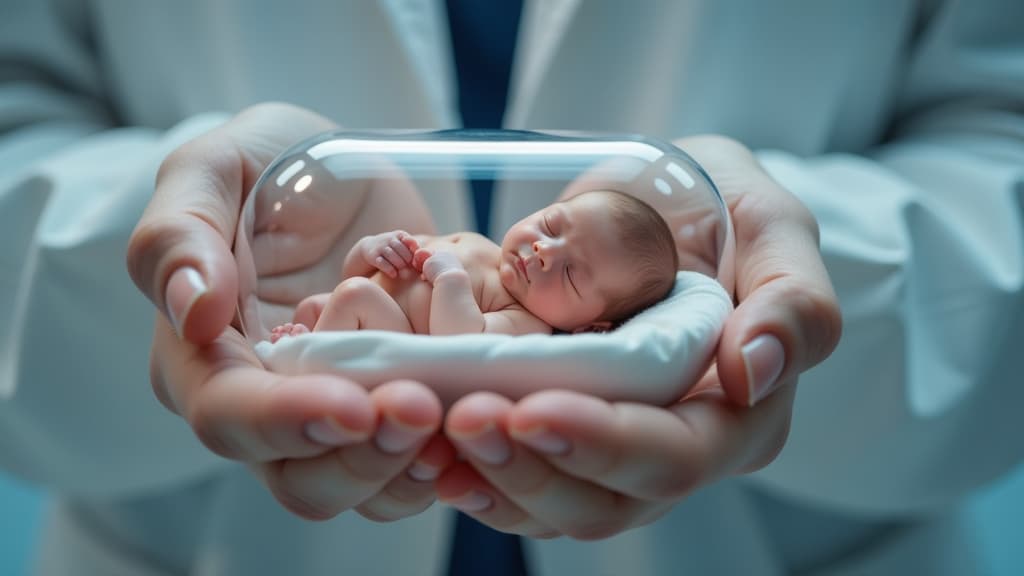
[39,1,984,575]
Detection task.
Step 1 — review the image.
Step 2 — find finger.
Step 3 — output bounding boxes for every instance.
[381,246,407,271]
[413,248,431,271]
[152,315,376,462]
[374,255,399,278]
[388,235,414,264]
[355,433,456,522]
[436,462,558,538]
[718,178,842,406]
[445,393,646,540]
[262,380,442,520]
[401,234,421,255]
[506,386,794,500]
[127,103,336,344]
[127,128,244,343]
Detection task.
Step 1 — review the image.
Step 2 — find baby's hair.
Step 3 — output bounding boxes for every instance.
[580,189,679,326]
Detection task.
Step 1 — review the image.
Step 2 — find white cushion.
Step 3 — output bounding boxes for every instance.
[255,271,732,406]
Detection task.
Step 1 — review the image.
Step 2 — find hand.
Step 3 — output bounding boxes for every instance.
[359,230,420,279]
[413,248,466,284]
[434,135,842,538]
[127,102,449,521]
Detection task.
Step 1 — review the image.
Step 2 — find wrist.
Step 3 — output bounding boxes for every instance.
[431,269,470,286]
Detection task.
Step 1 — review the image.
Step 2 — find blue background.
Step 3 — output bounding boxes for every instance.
[2,464,1022,574]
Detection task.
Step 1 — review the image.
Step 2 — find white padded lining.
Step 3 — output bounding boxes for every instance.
[255,271,732,405]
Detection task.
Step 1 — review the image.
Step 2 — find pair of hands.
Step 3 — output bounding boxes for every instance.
[358,230,463,284]
[127,103,841,538]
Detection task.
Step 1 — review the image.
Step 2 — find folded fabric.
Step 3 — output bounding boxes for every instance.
[255,271,732,405]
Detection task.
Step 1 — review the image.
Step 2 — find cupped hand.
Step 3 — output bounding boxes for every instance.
[127,102,451,521]
[434,135,842,538]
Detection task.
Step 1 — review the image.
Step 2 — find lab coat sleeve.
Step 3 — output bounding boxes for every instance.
[0,2,230,496]
[752,0,1024,514]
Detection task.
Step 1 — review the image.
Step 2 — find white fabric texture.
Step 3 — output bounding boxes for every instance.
[256,271,732,406]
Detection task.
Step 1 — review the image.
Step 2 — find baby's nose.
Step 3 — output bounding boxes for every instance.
[532,241,557,270]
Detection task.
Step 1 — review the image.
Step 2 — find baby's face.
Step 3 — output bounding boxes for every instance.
[499,193,637,332]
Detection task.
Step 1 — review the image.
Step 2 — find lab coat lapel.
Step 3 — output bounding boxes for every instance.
[377,0,456,126]
[505,0,582,128]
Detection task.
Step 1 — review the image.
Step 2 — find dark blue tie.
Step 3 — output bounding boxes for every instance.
[444,1,528,575]
[445,0,522,238]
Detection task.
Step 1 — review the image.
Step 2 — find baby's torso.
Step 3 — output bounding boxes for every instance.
[371,233,518,334]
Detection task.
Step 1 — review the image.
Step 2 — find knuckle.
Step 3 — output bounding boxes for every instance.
[358,493,434,523]
[274,489,338,521]
[783,283,843,367]
[333,450,394,486]
[382,478,432,506]
[125,218,174,297]
[264,468,339,521]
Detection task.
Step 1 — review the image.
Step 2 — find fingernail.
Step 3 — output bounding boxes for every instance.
[743,334,786,406]
[407,460,440,482]
[453,424,510,466]
[304,417,365,446]
[449,491,492,513]
[513,427,570,456]
[166,266,207,338]
[375,415,429,454]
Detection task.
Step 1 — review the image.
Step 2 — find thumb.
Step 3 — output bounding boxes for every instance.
[127,131,244,344]
[716,206,842,407]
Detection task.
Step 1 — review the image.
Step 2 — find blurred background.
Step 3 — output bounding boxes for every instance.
[3,464,1023,575]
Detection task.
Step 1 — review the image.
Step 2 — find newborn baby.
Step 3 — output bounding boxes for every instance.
[271,189,679,340]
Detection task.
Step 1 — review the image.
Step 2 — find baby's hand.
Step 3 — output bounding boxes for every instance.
[361,231,420,278]
[413,249,465,284]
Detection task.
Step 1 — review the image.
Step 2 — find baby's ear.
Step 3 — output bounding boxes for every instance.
[573,321,612,334]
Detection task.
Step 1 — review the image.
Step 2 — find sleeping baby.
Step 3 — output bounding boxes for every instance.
[271,189,679,340]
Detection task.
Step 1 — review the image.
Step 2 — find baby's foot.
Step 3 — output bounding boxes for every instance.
[270,322,311,343]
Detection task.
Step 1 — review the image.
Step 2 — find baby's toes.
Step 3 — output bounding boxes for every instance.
[270,324,289,343]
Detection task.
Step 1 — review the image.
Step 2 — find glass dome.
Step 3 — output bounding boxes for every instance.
[235,129,734,343]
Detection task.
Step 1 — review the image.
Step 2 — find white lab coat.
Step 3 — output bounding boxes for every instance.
[1,0,1021,574]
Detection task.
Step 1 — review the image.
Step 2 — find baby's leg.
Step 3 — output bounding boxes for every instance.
[293,293,332,328]
[270,293,329,342]
[313,277,413,333]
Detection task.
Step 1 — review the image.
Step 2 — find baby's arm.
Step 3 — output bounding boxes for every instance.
[415,250,485,335]
[415,249,552,336]
[342,230,420,279]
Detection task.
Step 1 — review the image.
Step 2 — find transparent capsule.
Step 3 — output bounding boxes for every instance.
[235,129,734,344]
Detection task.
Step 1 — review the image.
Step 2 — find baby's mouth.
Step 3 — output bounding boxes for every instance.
[516,255,530,283]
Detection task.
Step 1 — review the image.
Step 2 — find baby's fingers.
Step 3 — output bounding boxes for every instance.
[389,233,416,264]
[379,245,411,275]
[412,248,432,271]
[399,232,420,255]
[373,255,399,278]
